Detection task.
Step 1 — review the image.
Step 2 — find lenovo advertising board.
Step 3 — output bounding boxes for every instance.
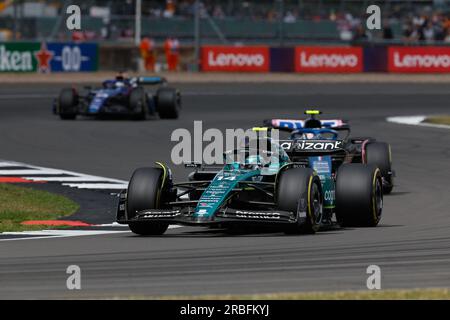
[388,46,450,73]
[295,46,363,73]
[201,46,270,72]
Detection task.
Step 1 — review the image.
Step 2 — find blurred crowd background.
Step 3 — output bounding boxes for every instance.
[1,0,450,45]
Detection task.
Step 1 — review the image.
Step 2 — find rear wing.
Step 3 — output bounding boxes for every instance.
[279,139,345,155]
[133,76,167,85]
[264,119,349,132]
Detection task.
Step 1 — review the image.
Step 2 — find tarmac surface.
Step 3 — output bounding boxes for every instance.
[0,82,449,299]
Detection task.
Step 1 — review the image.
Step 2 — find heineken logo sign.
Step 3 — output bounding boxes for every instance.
[0,43,36,72]
[0,42,98,73]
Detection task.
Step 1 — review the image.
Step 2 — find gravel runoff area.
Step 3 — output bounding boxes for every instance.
[3,72,450,83]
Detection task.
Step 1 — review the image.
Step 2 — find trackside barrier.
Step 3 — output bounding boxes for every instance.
[363,46,388,72]
[200,45,450,73]
[201,46,269,72]
[294,46,363,73]
[270,47,295,72]
[0,42,98,73]
[3,43,450,73]
[387,46,450,73]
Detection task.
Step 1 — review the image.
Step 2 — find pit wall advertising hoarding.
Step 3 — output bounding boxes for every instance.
[201,46,270,72]
[388,46,450,73]
[201,45,450,74]
[201,45,364,73]
[0,42,98,72]
[295,46,363,73]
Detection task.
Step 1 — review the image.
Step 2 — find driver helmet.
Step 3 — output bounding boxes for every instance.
[303,118,322,129]
[302,109,322,139]
[115,71,127,81]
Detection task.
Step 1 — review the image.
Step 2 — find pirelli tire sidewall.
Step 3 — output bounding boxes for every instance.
[156,87,181,119]
[336,164,383,227]
[365,142,394,194]
[58,88,78,120]
[129,86,147,120]
[126,167,169,235]
[276,167,323,234]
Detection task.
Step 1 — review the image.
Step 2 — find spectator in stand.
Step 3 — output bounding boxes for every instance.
[382,20,394,40]
[336,12,353,41]
[403,21,417,42]
[432,13,445,41]
[352,24,369,41]
[59,1,450,44]
[412,14,427,29]
[284,11,297,23]
[72,31,84,42]
[444,28,450,43]
[178,0,192,17]
[266,8,278,23]
[84,31,97,41]
[163,0,176,18]
[443,14,450,35]
[212,4,225,19]
[423,20,435,43]
[120,28,134,40]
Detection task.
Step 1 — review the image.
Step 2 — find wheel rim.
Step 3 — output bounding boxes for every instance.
[311,183,323,225]
[374,178,383,219]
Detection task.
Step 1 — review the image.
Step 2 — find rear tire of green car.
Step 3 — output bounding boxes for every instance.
[336,164,383,227]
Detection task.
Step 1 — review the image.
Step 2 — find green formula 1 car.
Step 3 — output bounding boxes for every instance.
[117,127,385,236]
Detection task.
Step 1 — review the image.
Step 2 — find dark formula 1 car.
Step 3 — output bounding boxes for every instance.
[117,122,387,236]
[53,75,181,120]
[264,110,395,194]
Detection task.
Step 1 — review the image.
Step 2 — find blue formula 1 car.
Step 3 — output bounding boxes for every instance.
[53,75,181,120]
[116,115,387,236]
[264,110,395,194]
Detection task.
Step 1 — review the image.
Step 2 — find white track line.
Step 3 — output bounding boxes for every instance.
[62,183,129,189]
[0,225,182,241]
[0,160,128,190]
[0,169,66,175]
[25,176,122,182]
[0,230,130,241]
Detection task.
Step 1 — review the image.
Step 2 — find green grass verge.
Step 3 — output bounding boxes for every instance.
[423,115,450,126]
[0,184,79,232]
[118,288,450,300]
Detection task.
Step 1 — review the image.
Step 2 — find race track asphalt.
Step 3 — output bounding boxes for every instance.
[0,82,449,299]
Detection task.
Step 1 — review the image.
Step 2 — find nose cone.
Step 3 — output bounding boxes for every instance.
[194,177,237,219]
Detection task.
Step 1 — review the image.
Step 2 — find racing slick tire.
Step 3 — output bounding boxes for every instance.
[129,87,148,120]
[58,88,78,120]
[156,87,181,119]
[126,167,169,235]
[277,168,323,234]
[366,142,394,194]
[335,164,383,227]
